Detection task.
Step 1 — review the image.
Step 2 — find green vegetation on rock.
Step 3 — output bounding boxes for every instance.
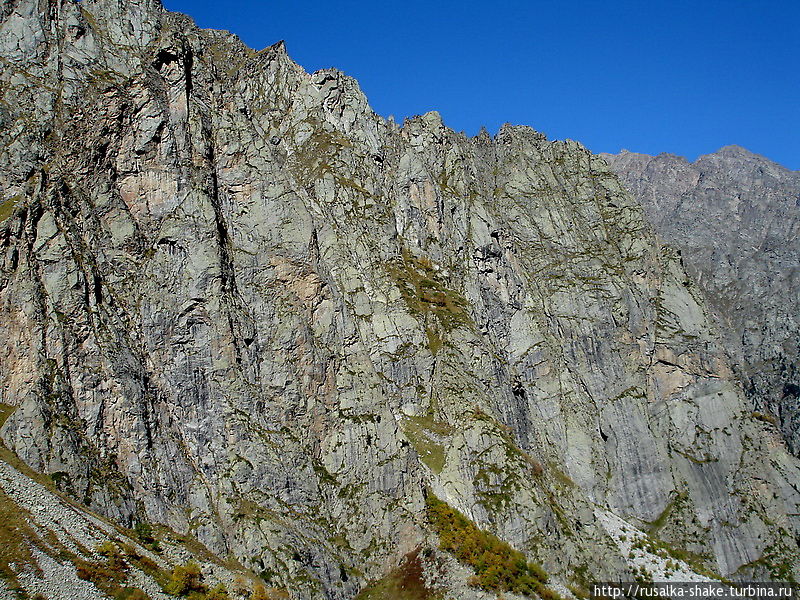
[630,535,719,580]
[115,588,151,600]
[399,415,453,473]
[133,522,162,553]
[387,249,471,351]
[76,542,132,597]
[0,197,18,223]
[164,561,206,596]
[289,121,352,184]
[0,403,17,428]
[0,487,46,596]
[425,493,559,599]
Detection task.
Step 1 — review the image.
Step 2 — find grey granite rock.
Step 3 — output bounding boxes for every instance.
[603,147,800,454]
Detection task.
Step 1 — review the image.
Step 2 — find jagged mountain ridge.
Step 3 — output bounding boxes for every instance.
[603,147,800,454]
[1,1,799,598]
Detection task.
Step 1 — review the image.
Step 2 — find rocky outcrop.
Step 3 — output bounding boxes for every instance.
[603,148,800,454]
[1,1,799,597]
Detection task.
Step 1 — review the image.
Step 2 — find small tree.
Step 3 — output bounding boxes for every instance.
[165,561,206,596]
[206,583,230,600]
[134,522,161,552]
[95,540,128,572]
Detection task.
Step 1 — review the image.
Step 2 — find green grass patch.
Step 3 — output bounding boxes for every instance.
[289,123,352,184]
[631,535,719,579]
[751,412,779,427]
[646,491,688,536]
[734,539,797,583]
[160,560,236,598]
[120,543,169,589]
[469,409,544,477]
[0,404,17,428]
[249,584,290,600]
[0,197,19,223]
[0,487,46,594]
[75,555,127,595]
[115,588,152,600]
[400,416,453,473]
[386,249,471,345]
[74,541,155,599]
[548,463,573,487]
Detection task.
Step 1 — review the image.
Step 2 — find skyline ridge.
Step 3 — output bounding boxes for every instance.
[163,0,799,170]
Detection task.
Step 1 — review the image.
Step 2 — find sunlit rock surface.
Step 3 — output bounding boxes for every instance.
[604,148,800,455]
[1,1,799,597]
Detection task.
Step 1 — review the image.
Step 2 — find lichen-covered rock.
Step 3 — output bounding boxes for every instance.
[1,1,799,598]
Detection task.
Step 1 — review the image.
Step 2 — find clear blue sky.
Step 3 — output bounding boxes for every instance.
[163,0,799,169]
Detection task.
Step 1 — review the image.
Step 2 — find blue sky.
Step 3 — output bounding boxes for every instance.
[163,1,799,169]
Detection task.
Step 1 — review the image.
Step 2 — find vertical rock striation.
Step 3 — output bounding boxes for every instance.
[1,1,799,597]
[604,148,800,454]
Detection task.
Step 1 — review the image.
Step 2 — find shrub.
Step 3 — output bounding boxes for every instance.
[77,541,130,590]
[134,522,162,552]
[165,561,206,596]
[137,555,160,572]
[134,523,154,542]
[77,561,123,586]
[95,541,128,573]
[206,583,230,600]
[538,586,565,600]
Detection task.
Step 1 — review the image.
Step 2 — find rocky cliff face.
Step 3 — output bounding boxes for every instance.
[1,1,799,598]
[603,148,800,455]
